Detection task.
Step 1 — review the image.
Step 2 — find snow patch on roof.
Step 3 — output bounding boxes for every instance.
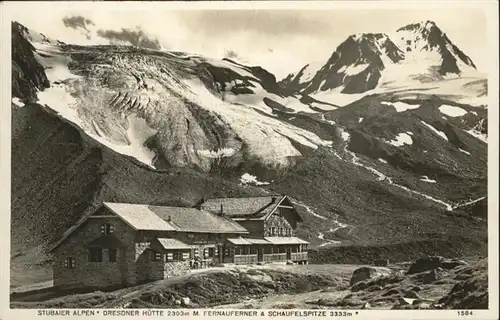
[358,117,364,123]
[439,105,468,117]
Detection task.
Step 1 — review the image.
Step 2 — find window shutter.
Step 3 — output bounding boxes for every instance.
[182,252,189,260]
[203,248,208,258]
[109,225,115,234]
[101,224,106,234]
[64,259,68,268]
[155,252,161,261]
[167,252,173,261]
[214,247,219,255]
[71,259,76,268]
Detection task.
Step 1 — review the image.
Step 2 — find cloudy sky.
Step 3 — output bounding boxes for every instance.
[10,5,489,79]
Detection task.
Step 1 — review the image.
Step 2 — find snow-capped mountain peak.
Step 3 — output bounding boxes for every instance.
[297,32,404,94]
[395,20,477,74]
[281,20,482,100]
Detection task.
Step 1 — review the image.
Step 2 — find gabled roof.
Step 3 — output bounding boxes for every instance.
[227,237,253,245]
[147,206,248,234]
[201,195,292,220]
[103,202,176,231]
[264,237,309,245]
[48,202,248,253]
[156,238,192,250]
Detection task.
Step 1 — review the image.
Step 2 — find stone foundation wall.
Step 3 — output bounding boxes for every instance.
[164,261,190,278]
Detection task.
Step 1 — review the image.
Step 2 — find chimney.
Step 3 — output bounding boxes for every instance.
[220,204,224,216]
[166,216,171,222]
[271,196,277,203]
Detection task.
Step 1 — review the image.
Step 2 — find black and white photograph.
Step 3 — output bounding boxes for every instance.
[1,1,498,319]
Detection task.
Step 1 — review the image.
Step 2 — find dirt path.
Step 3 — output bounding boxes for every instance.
[213,289,350,309]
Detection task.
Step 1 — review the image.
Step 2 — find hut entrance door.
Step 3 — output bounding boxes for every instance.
[257,248,263,262]
[286,248,292,260]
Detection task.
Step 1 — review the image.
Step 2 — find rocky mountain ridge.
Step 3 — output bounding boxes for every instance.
[280,21,483,105]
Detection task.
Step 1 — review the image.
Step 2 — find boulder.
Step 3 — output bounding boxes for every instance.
[181,297,191,306]
[407,256,468,274]
[404,290,421,299]
[407,256,445,274]
[398,297,416,305]
[411,285,422,292]
[441,259,468,270]
[351,281,367,292]
[382,288,402,297]
[367,285,383,292]
[361,302,371,309]
[423,267,447,284]
[350,267,391,285]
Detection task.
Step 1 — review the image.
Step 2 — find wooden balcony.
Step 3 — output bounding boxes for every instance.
[233,254,258,265]
[262,253,287,263]
[291,252,308,262]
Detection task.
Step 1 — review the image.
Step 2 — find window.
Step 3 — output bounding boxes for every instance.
[271,227,276,236]
[279,228,283,236]
[64,257,76,269]
[101,223,114,235]
[208,247,215,258]
[166,251,184,262]
[88,248,103,262]
[109,249,117,262]
[166,252,174,261]
[151,251,162,262]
